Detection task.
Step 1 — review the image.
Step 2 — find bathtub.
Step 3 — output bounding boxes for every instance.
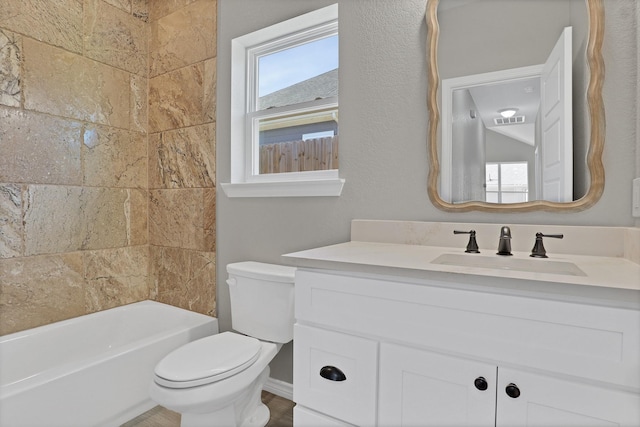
[0,300,218,427]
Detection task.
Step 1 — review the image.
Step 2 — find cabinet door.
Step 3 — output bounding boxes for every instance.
[496,367,640,427]
[378,343,497,427]
[294,325,378,426]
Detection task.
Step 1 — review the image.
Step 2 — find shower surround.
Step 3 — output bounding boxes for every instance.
[0,0,218,335]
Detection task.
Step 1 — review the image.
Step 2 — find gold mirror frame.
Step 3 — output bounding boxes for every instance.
[426,0,605,213]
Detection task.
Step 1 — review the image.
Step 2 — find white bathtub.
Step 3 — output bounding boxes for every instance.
[0,300,218,427]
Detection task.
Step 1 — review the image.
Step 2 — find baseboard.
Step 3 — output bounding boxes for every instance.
[264,377,293,401]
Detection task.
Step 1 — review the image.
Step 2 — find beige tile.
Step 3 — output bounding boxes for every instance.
[0,0,83,53]
[0,253,85,335]
[148,133,162,183]
[81,187,131,250]
[0,30,21,107]
[127,188,149,246]
[150,246,216,316]
[0,184,23,258]
[83,0,147,75]
[102,0,131,13]
[148,0,199,22]
[149,63,204,132]
[84,245,149,312]
[23,186,146,256]
[81,187,148,250]
[132,0,150,22]
[130,74,148,133]
[203,57,216,122]
[23,185,85,255]
[149,189,206,249]
[203,188,215,251]
[23,38,130,128]
[149,123,215,189]
[83,125,147,188]
[0,107,83,185]
[149,0,216,77]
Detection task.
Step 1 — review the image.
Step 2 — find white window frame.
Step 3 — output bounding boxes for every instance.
[222,4,344,198]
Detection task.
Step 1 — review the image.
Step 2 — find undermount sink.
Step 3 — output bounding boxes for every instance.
[431,253,587,277]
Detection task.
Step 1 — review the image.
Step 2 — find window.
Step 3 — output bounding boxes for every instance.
[485,162,529,203]
[222,4,344,198]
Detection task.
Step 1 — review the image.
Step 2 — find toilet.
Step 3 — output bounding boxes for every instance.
[149,261,296,427]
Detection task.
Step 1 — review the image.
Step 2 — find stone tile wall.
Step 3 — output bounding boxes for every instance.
[0,0,217,335]
[148,0,217,317]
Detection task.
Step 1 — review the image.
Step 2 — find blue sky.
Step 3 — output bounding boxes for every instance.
[258,35,338,97]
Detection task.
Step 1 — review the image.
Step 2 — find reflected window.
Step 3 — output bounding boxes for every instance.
[486,162,528,203]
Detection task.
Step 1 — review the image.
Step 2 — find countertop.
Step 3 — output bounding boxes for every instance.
[283,240,640,307]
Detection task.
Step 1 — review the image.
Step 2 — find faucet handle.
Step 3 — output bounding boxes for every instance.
[453,230,480,253]
[530,232,564,258]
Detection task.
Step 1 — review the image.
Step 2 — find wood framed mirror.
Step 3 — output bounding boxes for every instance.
[426,0,604,212]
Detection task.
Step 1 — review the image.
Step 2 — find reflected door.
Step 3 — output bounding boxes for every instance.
[540,27,573,202]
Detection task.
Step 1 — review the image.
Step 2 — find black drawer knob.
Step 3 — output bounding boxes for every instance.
[474,376,488,391]
[319,366,346,382]
[505,383,521,398]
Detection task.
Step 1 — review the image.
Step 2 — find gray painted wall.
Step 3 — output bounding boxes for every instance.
[217,0,638,384]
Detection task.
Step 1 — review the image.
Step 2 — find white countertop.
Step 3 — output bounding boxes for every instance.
[283,240,640,307]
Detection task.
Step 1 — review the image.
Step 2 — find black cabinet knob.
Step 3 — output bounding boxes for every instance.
[474,376,488,391]
[505,383,521,398]
[319,366,346,382]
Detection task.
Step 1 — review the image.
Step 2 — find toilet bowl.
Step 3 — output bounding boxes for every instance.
[149,262,296,427]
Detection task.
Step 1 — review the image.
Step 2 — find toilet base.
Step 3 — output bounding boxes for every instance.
[179,367,271,427]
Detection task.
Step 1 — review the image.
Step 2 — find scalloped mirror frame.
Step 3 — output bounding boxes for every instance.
[426,0,605,213]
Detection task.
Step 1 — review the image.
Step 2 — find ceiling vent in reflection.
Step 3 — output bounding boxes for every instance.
[494,115,525,125]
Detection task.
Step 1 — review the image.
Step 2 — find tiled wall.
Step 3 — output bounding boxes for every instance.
[147,0,217,317]
[0,0,217,335]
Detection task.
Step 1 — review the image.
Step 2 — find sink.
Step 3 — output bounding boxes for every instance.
[431,253,586,277]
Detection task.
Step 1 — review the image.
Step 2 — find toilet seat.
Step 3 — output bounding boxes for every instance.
[154,332,262,389]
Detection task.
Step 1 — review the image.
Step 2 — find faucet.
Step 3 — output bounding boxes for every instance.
[453,230,480,253]
[530,232,564,258]
[497,226,512,256]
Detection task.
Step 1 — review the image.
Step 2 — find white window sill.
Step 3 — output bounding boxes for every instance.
[221,178,345,198]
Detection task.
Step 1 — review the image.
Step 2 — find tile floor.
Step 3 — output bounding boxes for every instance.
[121,391,294,427]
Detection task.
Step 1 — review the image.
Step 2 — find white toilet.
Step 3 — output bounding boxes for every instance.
[149,261,296,427]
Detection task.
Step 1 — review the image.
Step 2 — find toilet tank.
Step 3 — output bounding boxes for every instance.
[226,262,296,344]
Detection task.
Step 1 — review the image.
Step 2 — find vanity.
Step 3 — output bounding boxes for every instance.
[283,220,640,427]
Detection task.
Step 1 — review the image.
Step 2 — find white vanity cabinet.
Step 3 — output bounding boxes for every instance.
[379,343,640,427]
[378,343,497,426]
[292,268,640,427]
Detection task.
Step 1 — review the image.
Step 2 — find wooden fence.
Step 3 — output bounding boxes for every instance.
[259,136,339,174]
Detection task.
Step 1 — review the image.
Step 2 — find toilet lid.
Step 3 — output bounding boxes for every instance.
[154,332,261,389]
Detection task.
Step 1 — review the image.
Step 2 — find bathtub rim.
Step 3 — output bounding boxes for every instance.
[0,300,218,399]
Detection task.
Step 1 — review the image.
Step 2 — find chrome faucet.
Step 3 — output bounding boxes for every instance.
[497,226,512,256]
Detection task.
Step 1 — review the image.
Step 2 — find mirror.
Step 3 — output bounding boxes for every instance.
[426,0,604,212]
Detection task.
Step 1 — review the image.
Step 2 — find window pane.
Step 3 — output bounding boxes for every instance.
[485,192,499,203]
[257,108,338,174]
[500,163,528,187]
[258,35,338,110]
[485,164,499,185]
[485,162,528,203]
[501,192,528,203]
